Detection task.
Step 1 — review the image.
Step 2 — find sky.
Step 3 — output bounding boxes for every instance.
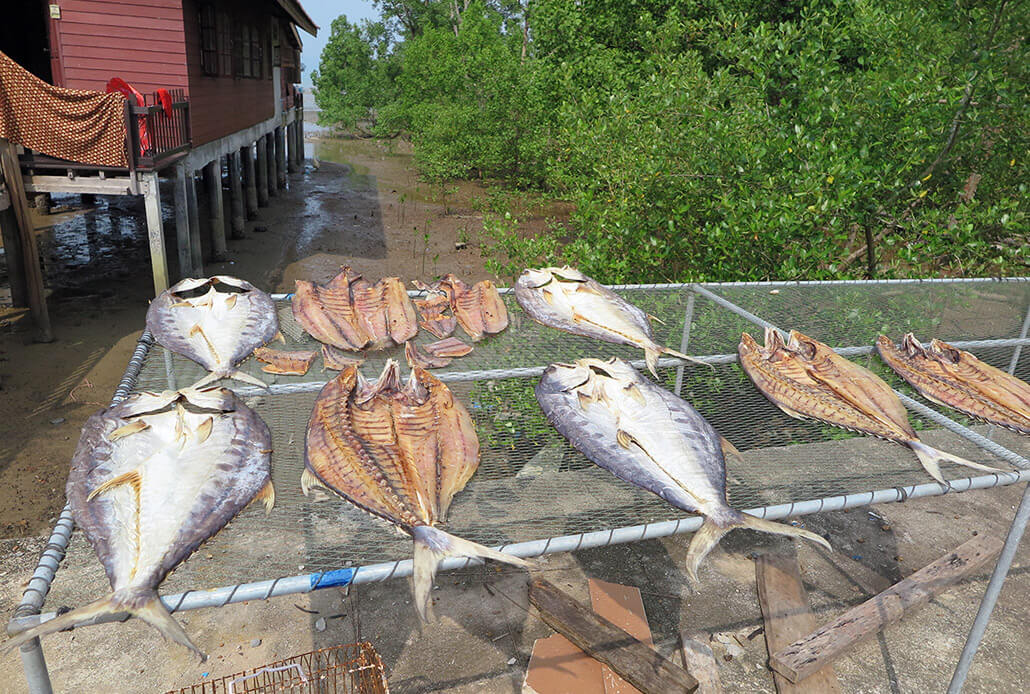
[297,0,380,87]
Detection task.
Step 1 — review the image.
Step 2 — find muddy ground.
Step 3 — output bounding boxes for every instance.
[0,138,1027,693]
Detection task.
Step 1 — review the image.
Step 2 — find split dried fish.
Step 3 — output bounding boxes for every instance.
[4,388,274,657]
[413,291,457,339]
[515,266,704,377]
[321,344,365,371]
[146,276,277,388]
[292,267,418,351]
[253,347,318,376]
[877,333,1030,435]
[303,361,527,618]
[739,328,1000,484]
[405,340,452,369]
[536,358,829,579]
[420,275,509,341]
[425,337,473,358]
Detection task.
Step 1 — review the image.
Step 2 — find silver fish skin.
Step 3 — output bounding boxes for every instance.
[146,275,277,389]
[515,267,704,376]
[535,357,829,579]
[4,387,275,659]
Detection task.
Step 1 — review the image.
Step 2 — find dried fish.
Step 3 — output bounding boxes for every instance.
[413,291,457,339]
[292,267,418,351]
[146,276,277,388]
[425,337,473,358]
[253,347,318,376]
[4,388,274,657]
[405,340,452,369]
[877,334,1030,435]
[424,274,509,341]
[303,361,527,618]
[739,328,1001,484]
[536,358,829,579]
[321,344,365,371]
[515,266,704,377]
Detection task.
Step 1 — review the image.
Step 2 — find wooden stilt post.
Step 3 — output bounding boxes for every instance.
[173,162,194,278]
[275,126,287,189]
[265,132,277,197]
[203,158,227,261]
[185,167,203,274]
[0,139,52,341]
[141,171,169,296]
[0,202,28,307]
[228,151,245,239]
[242,145,258,218]
[256,137,269,207]
[296,107,304,163]
[286,122,297,174]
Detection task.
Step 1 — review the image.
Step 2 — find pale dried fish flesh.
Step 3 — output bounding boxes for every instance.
[877,333,1030,435]
[253,347,318,375]
[303,361,527,618]
[739,328,1001,484]
[146,276,277,388]
[405,340,452,369]
[425,337,473,358]
[4,388,274,657]
[515,266,704,376]
[536,358,829,580]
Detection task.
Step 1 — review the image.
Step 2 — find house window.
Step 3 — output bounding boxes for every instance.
[199,4,218,76]
[238,23,251,77]
[217,10,232,76]
[250,25,263,79]
[271,21,280,67]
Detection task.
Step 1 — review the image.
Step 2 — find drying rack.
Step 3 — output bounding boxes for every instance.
[8,278,1030,693]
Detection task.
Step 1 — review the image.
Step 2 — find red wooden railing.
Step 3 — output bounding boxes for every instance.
[125,89,192,171]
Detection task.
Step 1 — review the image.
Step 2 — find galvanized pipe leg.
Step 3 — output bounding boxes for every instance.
[674,291,696,396]
[18,639,52,694]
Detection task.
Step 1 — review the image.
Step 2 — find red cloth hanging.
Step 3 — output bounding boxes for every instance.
[105,77,150,155]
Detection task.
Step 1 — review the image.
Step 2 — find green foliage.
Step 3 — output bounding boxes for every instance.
[316,0,1028,281]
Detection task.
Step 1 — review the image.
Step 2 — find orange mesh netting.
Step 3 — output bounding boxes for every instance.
[0,50,128,167]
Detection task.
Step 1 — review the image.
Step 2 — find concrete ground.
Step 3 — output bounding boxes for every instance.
[1,138,1028,692]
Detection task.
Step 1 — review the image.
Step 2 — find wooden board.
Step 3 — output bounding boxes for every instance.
[525,633,606,694]
[588,579,651,694]
[529,578,697,694]
[679,635,723,694]
[756,553,841,693]
[770,535,1003,683]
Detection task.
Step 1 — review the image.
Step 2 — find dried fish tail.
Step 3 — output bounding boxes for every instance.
[645,344,711,377]
[411,526,529,621]
[907,440,1002,486]
[3,589,204,660]
[685,509,830,582]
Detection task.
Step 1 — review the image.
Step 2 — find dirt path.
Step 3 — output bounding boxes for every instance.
[0,136,513,538]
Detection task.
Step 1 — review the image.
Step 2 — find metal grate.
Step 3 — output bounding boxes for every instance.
[35,281,1030,608]
[167,642,388,694]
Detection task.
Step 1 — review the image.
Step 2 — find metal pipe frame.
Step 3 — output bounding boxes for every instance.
[8,279,1029,693]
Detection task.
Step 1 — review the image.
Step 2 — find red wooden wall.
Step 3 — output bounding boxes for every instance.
[182,0,275,146]
[49,0,189,94]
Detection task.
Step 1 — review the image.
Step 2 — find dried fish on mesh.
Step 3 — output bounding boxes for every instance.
[739,328,1002,484]
[146,276,278,388]
[405,340,452,369]
[412,288,457,339]
[514,266,704,377]
[303,361,528,618]
[536,357,830,580]
[425,337,473,358]
[252,347,318,375]
[292,267,418,351]
[321,344,365,371]
[416,274,509,341]
[4,388,274,658]
[877,333,1030,435]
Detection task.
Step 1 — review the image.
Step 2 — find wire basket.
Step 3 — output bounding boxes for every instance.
[168,642,389,694]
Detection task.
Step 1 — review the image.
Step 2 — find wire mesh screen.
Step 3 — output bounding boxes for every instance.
[167,642,388,694]
[40,281,1030,607]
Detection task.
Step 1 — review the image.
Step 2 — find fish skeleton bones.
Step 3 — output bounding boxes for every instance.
[739,328,1003,484]
[535,357,830,580]
[515,266,706,377]
[4,387,274,658]
[146,276,278,389]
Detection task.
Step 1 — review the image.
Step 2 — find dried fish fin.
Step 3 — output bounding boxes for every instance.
[659,346,712,371]
[300,467,329,495]
[719,436,743,463]
[86,469,142,502]
[195,417,214,444]
[253,480,276,514]
[685,513,830,582]
[189,324,221,363]
[411,525,529,621]
[109,420,150,441]
[2,593,205,660]
[275,331,286,344]
[189,369,269,390]
[908,440,1002,486]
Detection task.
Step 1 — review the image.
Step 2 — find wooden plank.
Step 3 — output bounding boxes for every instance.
[771,536,1004,683]
[141,172,169,295]
[679,636,723,694]
[0,141,52,342]
[757,553,841,693]
[23,176,134,195]
[529,578,697,694]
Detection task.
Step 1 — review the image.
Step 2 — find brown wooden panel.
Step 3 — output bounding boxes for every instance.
[58,50,190,76]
